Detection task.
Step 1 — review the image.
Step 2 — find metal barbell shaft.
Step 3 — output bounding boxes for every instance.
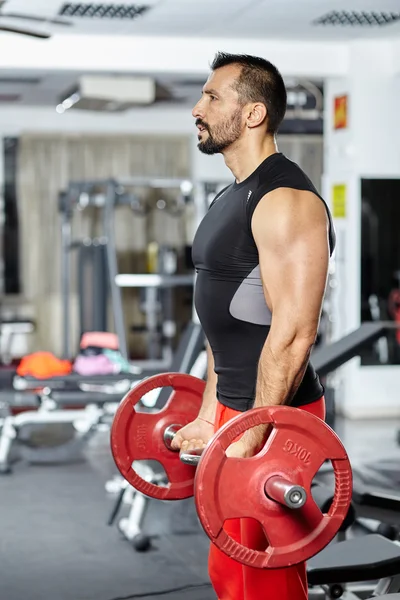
[264,476,307,509]
[180,457,307,510]
[180,448,204,466]
[166,426,307,508]
[177,443,307,509]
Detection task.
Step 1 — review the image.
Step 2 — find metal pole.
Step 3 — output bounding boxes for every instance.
[104,180,128,360]
[0,138,5,299]
[60,191,72,359]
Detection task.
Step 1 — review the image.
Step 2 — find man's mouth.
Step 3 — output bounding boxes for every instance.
[197,124,207,133]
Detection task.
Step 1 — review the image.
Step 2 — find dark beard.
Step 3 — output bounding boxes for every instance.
[198,108,242,155]
[198,132,231,155]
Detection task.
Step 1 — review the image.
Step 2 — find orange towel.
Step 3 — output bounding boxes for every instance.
[17,352,72,378]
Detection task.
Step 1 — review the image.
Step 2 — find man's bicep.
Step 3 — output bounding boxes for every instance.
[252,189,330,339]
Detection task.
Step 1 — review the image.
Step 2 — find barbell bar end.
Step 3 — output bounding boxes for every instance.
[265,476,307,509]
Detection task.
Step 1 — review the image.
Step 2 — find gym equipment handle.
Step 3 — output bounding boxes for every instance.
[264,476,307,509]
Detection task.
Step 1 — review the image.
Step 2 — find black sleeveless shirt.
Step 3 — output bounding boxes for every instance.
[192,152,335,412]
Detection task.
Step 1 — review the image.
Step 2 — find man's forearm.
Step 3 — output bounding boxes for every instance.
[254,332,314,410]
[198,340,218,423]
[239,332,315,448]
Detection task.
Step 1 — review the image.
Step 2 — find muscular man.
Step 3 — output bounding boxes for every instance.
[172,52,334,600]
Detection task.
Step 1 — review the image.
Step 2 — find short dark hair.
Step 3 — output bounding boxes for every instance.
[210,52,287,135]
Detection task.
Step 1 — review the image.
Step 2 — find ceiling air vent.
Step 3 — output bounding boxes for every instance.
[314,11,400,27]
[59,3,150,19]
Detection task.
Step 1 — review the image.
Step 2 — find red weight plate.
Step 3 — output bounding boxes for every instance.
[111,372,205,500]
[195,406,352,568]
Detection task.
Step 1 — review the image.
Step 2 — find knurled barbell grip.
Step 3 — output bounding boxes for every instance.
[264,475,307,509]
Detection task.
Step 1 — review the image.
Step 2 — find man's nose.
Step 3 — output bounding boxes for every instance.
[192,99,204,120]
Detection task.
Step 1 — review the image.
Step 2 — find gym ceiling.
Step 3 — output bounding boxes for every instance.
[0,0,399,108]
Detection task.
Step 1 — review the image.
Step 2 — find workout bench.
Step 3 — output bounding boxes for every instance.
[307,534,400,598]
[0,388,123,474]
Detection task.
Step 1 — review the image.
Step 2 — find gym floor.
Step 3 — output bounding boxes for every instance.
[0,416,398,600]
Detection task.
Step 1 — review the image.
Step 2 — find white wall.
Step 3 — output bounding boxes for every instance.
[349,40,400,177]
[323,45,400,419]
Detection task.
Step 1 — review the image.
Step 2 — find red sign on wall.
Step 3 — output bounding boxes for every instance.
[334,95,348,129]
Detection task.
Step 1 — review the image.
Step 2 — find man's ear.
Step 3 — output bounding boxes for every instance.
[246,103,268,129]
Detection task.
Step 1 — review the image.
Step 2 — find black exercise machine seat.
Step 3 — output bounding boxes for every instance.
[352,483,400,526]
[307,534,400,586]
[353,484,400,513]
[0,391,39,408]
[368,595,400,599]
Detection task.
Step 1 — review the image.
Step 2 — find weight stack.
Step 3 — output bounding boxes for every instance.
[78,242,108,337]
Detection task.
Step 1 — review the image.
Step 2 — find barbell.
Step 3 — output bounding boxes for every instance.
[110,372,353,568]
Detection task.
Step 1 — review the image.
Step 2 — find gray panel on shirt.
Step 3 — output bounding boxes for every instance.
[229,265,272,325]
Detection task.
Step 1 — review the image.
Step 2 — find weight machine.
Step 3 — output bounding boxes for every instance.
[59,177,196,364]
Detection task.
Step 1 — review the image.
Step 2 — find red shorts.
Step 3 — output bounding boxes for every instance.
[209,397,326,600]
